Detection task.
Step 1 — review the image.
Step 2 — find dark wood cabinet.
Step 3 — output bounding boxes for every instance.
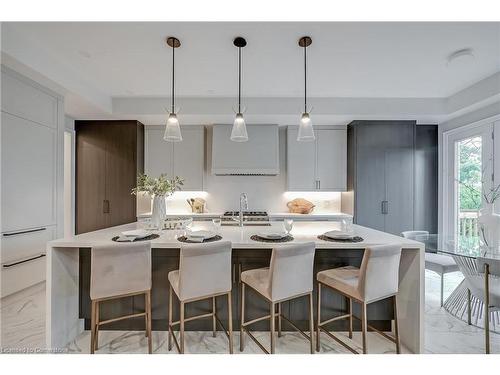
[75,120,144,234]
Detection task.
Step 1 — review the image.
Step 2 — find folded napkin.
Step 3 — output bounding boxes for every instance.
[115,235,135,242]
[186,236,204,243]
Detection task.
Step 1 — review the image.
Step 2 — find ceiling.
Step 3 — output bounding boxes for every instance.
[5,22,500,98]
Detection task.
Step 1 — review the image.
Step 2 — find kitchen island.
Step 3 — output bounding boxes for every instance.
[46,221,424,353]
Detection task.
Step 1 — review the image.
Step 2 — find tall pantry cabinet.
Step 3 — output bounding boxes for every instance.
[75,120,144,234]
[347,120,438,236]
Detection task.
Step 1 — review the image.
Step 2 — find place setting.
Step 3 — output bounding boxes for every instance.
[177,218,223,243]
[112,229,160,242]
[250,219,294,243]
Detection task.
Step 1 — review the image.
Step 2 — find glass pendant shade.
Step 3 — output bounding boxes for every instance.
[163,113,182,142]
[230,113,248,142]
[297,112,315,141]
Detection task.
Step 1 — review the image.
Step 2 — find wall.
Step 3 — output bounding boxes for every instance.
[438,101,500,235]
[138,126,342,215]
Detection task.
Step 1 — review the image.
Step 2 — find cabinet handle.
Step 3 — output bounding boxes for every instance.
[318,180,321,190]
[381,201,389,215]
[3,227,46,237]
[232,264,236,284]
[103,200,110,214]
[3,253,46,268]
[238,263,242,284]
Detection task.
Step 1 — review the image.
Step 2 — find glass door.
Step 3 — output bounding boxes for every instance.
[444,123,493,247]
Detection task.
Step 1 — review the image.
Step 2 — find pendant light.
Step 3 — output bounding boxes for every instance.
[297,36,315,142]
[164,37,182,142]
[231,37,248,142]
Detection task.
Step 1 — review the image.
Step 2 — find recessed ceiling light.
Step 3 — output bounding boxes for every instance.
[446,48,474,66]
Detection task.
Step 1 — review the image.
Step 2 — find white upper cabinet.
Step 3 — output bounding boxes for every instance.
[145,126,204,190]
[287,126,347,191]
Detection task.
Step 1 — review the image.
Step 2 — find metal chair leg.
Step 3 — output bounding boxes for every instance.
[316,283,321,352]
[467,288,472,325]
[228,292,234,354]
[94,301,99,351]
[168,285,173,351]
[393,295,401,354]
[212,296,217,338]
[90,300,96,354]
[361,303,367,354]
[484,264,490,354]
[278,303,282,337]
[308,292,314,354]
[240,283,245,352]
[270,302,276,354]
[440,274,444,307]
[146,291,152,354]
[180,302,185,354]
[348,297,353,339]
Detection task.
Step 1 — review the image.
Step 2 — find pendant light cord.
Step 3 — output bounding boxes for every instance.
[238,46,242,114]
[304,42,307,114]
[172,43,175,113]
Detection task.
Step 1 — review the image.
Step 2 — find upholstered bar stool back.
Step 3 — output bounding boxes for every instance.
[90,242,152,300]
[269,242,316,301]
[358,245,402,302]
[89,242,152,354]
[168,241,234,354]
[174,241,232,301]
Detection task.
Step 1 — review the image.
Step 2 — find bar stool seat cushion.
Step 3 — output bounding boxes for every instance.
[240,267,271,300]
[317,266,362,301]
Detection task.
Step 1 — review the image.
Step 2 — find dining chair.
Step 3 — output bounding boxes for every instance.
[476,257,500,354]
[90,242,152,354]
[401,230,459,306]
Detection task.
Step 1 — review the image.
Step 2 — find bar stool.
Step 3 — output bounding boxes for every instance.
[316,244,402,354]
[240,242,316,354]
[90,242,152,354]
[168,241,233,354]
[476,257,500,354]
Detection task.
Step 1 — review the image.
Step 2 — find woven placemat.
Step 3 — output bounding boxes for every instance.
[112,234,160,242]
[250,234,294,243]
[317,235,364,243]
[177,235,223,243]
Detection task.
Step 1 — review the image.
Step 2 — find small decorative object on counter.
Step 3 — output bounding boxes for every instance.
[132,173,184,229]
[187,197,206,213]
[286,198,315,214]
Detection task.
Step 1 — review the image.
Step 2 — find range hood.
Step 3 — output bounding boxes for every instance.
[211,124,279,175]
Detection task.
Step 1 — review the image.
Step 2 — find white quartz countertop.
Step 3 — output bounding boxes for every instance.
[137,212,352,220]
[48,221,423,250]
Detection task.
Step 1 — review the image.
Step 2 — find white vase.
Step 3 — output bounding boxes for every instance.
[151,195,167,229]
[478,202,500,251]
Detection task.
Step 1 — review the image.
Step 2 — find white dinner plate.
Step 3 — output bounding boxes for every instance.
[188,230,217,240]
[121,229,151,239]
[257,232,288,240]
[323,230,355,240]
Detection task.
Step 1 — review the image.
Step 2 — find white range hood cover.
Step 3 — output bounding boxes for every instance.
[211,124,279,175]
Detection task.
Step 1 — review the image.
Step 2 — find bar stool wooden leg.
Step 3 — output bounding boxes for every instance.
[168,285,173,351]
[212,296,217,338]
[90,300,96,354]
[278,303,282,337]
[240,283,245,352]
[361,302,367,354]
[94,301,99,351]
[393,295,400,354]
[316,283,321,352]
[348,297,353,339]
[146,291,152,354]
[270,302,276,354]
[180,302,185,354]
[227,292,234,354]
[308,292,314,354]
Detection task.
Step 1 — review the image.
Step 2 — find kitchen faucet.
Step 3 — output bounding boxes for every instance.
[239,193,248,227]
